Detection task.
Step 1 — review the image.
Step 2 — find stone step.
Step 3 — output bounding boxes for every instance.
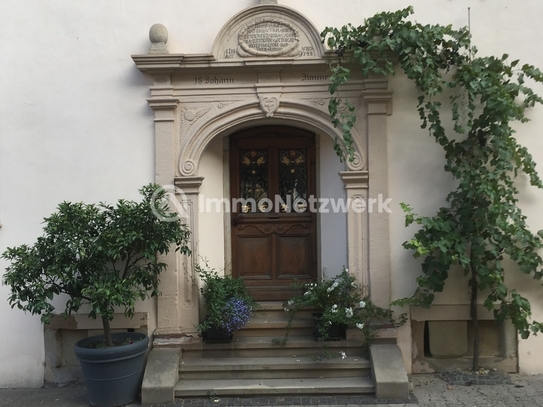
[179,355,372,380]
[145,302,405,404]
[236,327,312,337]
[252,301,317,316]
[245,304,398,343]
[238,302,316,337]
[153,326,396,349]
[181,335,368,359]
[237,317,314,337]
[251,302,321,321]
[174,376,376,397]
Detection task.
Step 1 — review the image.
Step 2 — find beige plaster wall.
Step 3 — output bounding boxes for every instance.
[2,0,543,387]
[197,135,227,273]
[318,135,348,277]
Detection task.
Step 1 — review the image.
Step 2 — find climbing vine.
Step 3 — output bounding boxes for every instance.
[322,7,543,369]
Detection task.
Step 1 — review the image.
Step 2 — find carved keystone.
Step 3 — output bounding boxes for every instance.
[259,96,280,117]
[256,84,282,117]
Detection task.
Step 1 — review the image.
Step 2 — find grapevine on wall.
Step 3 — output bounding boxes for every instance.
[322,6,543,369]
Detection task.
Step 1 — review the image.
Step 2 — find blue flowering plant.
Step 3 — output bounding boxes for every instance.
[196,262,256,335]
[282,268,396,342]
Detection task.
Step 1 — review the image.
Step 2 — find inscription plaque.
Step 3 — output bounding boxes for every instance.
[238,19,299,57]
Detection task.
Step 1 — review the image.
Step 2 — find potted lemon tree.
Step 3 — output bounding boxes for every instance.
[1,183,190,407]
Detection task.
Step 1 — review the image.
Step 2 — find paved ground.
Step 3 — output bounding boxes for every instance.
[1,373,543,407]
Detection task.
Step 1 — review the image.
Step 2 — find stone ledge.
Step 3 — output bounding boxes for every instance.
[370,344,409,400]
[411,304,495,321]
[141,347,180,406]
[45,313,148,330]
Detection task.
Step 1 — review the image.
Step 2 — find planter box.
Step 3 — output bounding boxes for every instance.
[203,326,233,344]
[74,332,149,407]
[312,313,346,341]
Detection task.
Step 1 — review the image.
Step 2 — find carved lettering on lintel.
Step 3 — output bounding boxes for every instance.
[238,18,300,57]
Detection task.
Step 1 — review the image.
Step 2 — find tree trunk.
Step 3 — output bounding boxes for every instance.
[470,267,479,371]
[102,316,114,347]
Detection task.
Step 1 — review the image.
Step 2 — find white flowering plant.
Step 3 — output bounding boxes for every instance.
[281,268,396,342]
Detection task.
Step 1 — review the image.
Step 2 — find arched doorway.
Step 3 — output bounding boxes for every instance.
[229,126,317,300]
[133,1,394,333]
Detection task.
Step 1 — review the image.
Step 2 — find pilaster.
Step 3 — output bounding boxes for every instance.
[172,176,204,332]
[340,171,369,293]
[148,97,178,186]
[362,83,393,308]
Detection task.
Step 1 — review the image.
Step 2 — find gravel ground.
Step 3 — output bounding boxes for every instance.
[1,373,543,407]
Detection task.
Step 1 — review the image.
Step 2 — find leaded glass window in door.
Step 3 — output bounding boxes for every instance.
[239,149,267,212]
[279,149,308,212]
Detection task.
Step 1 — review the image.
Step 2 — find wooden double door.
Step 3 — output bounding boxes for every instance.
[230,127,317,300]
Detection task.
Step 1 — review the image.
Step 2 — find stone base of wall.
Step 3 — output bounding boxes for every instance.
[44,313,149,384]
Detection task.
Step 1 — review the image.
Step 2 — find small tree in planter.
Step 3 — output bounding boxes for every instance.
[2,183,190,406]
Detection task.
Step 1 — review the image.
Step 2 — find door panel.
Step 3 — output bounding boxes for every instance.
[235,233,273,279]
[277,235,311,276]
[230,126,317,301]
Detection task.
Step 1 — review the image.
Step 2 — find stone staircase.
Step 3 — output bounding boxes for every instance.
[142,302,408,405]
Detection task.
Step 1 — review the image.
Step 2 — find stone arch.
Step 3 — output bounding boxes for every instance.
[178,98,367,178]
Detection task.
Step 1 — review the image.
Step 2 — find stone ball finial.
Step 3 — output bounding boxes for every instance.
[149,23,168,54]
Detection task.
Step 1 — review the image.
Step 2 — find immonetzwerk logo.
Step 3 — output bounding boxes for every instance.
[199,194,392,214]
[150,184,392,221]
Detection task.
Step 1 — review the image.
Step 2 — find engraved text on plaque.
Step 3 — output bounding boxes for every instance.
[238,19,299,57]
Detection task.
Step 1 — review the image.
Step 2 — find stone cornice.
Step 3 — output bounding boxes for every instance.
[146,97,179,111]
[133,53,331,74]
[131,54,186,73]
[174,176,204,194]
[361,89,394,116]
[339,170,369,189]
